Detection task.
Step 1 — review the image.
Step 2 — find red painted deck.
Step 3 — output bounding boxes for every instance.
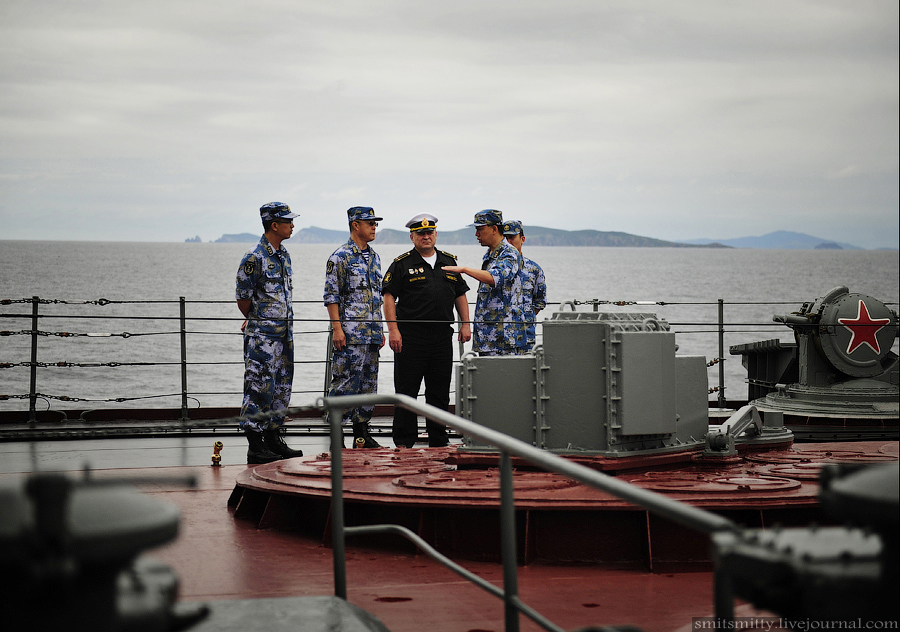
[2,437,897,631]
[155,464,721,632]
[229,441,898,568]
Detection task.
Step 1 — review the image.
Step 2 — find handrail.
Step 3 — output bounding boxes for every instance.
[6,293,881,421]
[320,393,738,632]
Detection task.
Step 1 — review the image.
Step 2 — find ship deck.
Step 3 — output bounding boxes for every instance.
[0,430,746,632]
[6,428,897,631]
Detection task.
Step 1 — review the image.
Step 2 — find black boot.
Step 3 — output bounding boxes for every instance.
[352,422,381,449]
[245,429,282,464]
[263,427,304,458]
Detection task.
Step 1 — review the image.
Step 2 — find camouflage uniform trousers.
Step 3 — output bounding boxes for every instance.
[240,334,294,432]
[328,343,380,427]
[476,346,527,357]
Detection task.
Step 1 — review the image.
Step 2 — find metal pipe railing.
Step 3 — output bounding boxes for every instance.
[29,296,39,422]
[320,393,738,632]
[179,296,189,421]
[718,298,726,408]
[2,294,834,416]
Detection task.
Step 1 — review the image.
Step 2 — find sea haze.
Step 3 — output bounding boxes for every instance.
[1,240,897,412]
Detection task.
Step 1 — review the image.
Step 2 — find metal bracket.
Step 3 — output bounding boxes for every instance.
[704,405,762,457]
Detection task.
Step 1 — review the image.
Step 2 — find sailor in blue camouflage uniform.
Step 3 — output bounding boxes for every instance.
[324,206,386,448]
[444,210,527,355]
[502,220,547,351]
[236,202,304,464]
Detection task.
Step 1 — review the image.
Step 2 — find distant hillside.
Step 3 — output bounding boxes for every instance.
[213,233,258,243]
[288,226,349,244]
[204,227,867,249]
[681,230,862,250]
[375,227,726,247]
[212,228,347,243]
[208,226,728,248]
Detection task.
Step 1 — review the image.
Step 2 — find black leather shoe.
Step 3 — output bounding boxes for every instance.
[352,422,381,449]
[263,427,304,458]
[245,430,282,464]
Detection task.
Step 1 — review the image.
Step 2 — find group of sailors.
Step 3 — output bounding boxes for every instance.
[235,202,546,463]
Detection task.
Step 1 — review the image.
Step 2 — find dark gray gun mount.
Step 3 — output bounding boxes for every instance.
[730,286,898,438]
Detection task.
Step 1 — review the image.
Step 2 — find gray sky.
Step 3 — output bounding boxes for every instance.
[1,0,897,248]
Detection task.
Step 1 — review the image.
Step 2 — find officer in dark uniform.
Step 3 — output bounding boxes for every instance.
[383,213,472,448]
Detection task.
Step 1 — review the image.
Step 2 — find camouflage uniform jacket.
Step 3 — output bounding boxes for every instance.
[521,255,547,346]
[474,240,527,353]
[323,238,384,344]
[235,236,293,339]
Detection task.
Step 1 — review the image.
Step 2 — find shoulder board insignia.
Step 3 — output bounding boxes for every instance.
[266,245,274,255]
[440,250,458,259]
[393,252,411,262]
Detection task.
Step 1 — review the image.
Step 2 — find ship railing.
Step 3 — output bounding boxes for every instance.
[2,293,864,426]
[321,393,739,632]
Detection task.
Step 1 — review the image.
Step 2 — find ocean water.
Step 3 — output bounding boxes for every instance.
[1,239,897,413]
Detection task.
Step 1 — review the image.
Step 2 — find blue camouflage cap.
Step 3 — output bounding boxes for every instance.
[468,209,503,227]
[502,220,524,237]
[347,206,383,222]
[259,202,298,222]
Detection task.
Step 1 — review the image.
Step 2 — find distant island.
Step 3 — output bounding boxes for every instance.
[197,227,728,248]
[187,227,869,250]
[681,230,861,250]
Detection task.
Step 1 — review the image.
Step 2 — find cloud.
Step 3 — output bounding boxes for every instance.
[0,0,897,248]
[319,187,368,201]
[826,165,863,180]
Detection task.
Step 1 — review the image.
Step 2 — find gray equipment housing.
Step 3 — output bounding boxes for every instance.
[456,310,710,455]
[730,286,899,423]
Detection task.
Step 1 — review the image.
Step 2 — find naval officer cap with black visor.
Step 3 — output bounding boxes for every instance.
[406,213,438,233]
[259,202,298,221]
[468,209,503,227]
[347,206,383,223]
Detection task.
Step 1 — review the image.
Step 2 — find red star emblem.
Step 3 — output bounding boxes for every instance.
[837,300,891,355]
